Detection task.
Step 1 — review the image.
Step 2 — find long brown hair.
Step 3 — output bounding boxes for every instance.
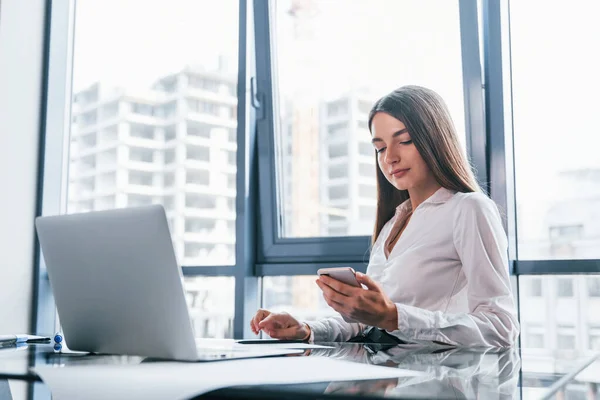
[368,85,481,244]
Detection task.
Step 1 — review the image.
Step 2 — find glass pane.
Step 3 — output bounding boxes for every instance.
[184,277,234,339]
[519,275,600,354]
[273,0,466,238]
[262,276,338,326]
[67,0,238,266]
[511,2,600,259]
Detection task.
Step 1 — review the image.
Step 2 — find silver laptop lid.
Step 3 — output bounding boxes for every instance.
[35,205,198,361]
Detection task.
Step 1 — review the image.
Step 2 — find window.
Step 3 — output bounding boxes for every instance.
[161,101,178,119]
[557,333,576,350]
[262,276,337,323]
[359,163,375,179]
[520,276,599,354]
[589,331,600,350]
[186,194,217,209]
[527,333,544,349]
[359,206,375,221]
[186,145,210,162]
[273,0,466,239]
[164,172,175,187]
[130,102,154,116]
[328,164,347,180]
[188,76,220,92]
[228,128,236,143]
[358,100,371,115]
[129,147,154,163]
[549,225,584,241]
[327,99,348,117]
[127,194,153,207]
[184,276,234,339]
[164,149,176,164]
[588,278,600,297]
[185,218,216,233]
[164,126,177,142]
[328,185,348,201]
[129,171,153,186]
[511,2,600,260]
[187,123,211,139]
[358,142,374,157]
[186,170,209,186]
[67,0,239,271]
[328,215,345,224]
[358,184,375,198]
[529,278,542,297]
[187,99,220,116]
[327,122,347,140]
[129,123,155,140]
[102,102,119,119]
[328,143,348,159]
[557,278,574,298]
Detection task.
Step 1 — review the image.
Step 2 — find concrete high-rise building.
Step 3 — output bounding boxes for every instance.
[320,91,377,237]
[69,65,237,265]
[519,169,600,354]
[68,65,237,338]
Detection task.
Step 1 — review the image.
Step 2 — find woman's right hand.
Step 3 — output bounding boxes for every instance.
[250,309,311,340]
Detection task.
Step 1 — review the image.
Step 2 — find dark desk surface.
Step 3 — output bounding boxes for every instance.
[1,342,599,399]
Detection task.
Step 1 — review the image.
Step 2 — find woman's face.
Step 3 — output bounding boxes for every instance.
[370,112,437,191]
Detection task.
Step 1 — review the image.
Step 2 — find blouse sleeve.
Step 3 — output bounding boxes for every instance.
[387,193,520,347]
[304,317,367,343]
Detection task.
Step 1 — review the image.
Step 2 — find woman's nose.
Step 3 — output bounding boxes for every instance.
[384,150,398,165]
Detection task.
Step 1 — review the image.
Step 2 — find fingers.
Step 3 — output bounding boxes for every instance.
[258,312,289,331]
[264,326,304,340]
[317,275,358,296]
[316,278,352,305]
[355,272,382,292]
[250,309,270,335]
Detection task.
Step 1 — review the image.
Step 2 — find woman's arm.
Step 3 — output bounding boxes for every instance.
[387,193,520,347]
[304,317,367,343]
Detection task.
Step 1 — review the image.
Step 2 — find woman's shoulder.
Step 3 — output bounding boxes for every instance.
[452,190,495,206]
[451,191,501,218]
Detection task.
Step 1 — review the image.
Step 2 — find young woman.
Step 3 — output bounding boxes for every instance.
[250,85,520,347]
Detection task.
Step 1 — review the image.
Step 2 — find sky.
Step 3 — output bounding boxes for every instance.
[71,0,600,243]
[73,0,239,91]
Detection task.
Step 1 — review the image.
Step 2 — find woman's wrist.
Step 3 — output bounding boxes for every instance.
[381,303,399,331]
[301,322,312,341]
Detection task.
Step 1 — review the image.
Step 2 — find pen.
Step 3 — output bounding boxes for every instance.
[0,335,26,346]
[0,335,51,345]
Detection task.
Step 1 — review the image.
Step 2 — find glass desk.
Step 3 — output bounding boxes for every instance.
[1,342,599,399]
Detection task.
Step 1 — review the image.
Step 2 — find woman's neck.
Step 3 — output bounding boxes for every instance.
[408,182,443,211]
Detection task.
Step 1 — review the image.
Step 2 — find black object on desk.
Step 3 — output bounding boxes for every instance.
[237,339,305,345]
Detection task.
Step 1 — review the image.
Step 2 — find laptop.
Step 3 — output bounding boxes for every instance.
[35,205,302,361]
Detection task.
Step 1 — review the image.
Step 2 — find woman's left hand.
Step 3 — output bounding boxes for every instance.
[316,272,399,331]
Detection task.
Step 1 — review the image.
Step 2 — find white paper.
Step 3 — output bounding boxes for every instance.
[35,356,423,400]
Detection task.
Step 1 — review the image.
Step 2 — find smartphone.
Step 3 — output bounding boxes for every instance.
[317,267,361,323]
[317,267,361,288]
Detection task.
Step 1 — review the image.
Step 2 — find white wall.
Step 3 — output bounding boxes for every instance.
[0,0,46,334]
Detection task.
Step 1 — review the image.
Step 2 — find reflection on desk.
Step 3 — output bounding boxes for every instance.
[305,344,520,399]
[3,343,600,399]
[0,378,12,400]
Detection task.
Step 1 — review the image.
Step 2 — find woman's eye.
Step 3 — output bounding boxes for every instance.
[399,140,413,145]
[375,147,386,154]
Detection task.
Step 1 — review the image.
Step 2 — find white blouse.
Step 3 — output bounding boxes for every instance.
[306,187,520,347]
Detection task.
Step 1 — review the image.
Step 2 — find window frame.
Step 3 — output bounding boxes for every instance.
[253,0,487,267]
[34,0,600,345]
[483,0,600,276]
